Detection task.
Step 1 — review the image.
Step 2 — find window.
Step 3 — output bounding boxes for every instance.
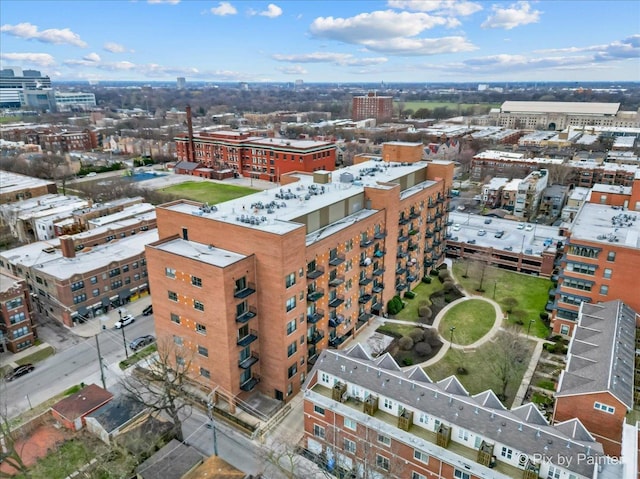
[165,267,176,279]
[566,262,596,275]
[196,323,207,335]
[457,428,469,441]
[412,473,426,479]
[546,466,561,479]
[200,367,210,379]
[109,267,121,277]
[191,276,202,287]
[376,454,390,471]
[382,398,393,410]
[288,363,297,378]
[173,335,183,346]
[198,345,208,357]
[286,319,297,335]
[70,280,84,292]
[560,324,570,335]
[594,402,615,414]
[287,341,297,357]
[285,272,296,288]
[286,296,296,312]
[194,300,205,311]
[90,276,98,284]
[313,424,325,439]
[314,405,325,415]
[603,268,612,279]
[500,446,513,459]
[122,264,129,272]
[454,470,470,479]
[377,433,391,446]
[607,251,616,262]
[92,288,99,297]
[73,293,86,304]
[344,438,356,454]
[9,312,25,324]
[344,418,357,430]
[170,313,180,324]
[413,449,429,463]
[418,413,429,425]
[168,291,178,301]
[600,285,609,295]
[176,356,185,366]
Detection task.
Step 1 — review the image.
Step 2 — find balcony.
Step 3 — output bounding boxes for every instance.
[358,293,372,304]
[398,235,409,243]
[358,312,373,323]
[397,251,408,259]
[234,282,256,299]
[329,295,345,308]
[329,314,345,328]
[238,352,259,369]
[372,283,384,293]
[373,267,385,277]
[236,306,257,324]
[373,249,385,258]
[360,238,373,248]
[425,230,434,238]
[240,374,260,392]
[329,254,345,266]
[328,275,345,288]
[398,216,409,225]
[437,196,444,204]
[408,242,418,251]
[307,330,325,345]
[374,230,387,239]
[407,274,417,283]
[409,211,420,219]
[329,335,349,348]
[307,308,325,324]
[408,229,419,236]
[395,282,407,291]
[306,266,325,279]
[395,267,407,275]
[358,276,372,286]
[307,288,325,302]
[237,329,258,347]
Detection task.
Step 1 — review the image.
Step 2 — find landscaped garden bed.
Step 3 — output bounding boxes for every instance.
[378,325,443,366]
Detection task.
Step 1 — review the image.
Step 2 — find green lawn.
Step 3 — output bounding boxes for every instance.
[14,438,98,479]
[425,334,535,407]
[376,322,423,339]
[396,100,500,113]
[438,299,495,345]
[452,262,551,338]
[16,345,55,366]
[159,181,257,204]
[393,281,443,322]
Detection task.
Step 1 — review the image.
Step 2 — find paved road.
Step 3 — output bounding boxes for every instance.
[3,315,155,418]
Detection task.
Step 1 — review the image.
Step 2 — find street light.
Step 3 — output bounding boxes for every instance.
[206,391,219,456]
[493,279,497,300]
[118,309,129,359]
[449,326,456,345]
[527,319,536,337]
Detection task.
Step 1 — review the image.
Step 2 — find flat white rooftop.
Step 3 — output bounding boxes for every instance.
[0,170,55,195]
[152,238,247,268]
[88,203,155,228]
[0,272,22,293]
[571,203,640,249]
[501,101,620,115]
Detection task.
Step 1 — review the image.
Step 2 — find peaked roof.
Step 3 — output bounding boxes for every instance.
[437,376,469,396]
[406,367,433,383]
[344,343,372,361]
[374,353,403,371]
[511,403,549,426]
[86,395,147,433]
[554,419,596,443]
[51,384,113,421]
[556,300,636,409]
[472,390,506,410]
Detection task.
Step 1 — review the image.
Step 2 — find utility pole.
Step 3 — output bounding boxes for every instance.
[95,334,106,389]
[207,400,219,456]
[119,310,129,359]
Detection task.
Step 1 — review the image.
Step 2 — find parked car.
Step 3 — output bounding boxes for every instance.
[477,230,487,236]
[5,363,35,382]
[452,224,461,231]
[525,224,534,231]
[494,230,505,238]
[484,218,492,224]
[129,335,155,351]
[466,239,476,244]
[114,314,135,329]
[142,305,153,316]
[456,205,466,211]
[517,223,525,229]
[86,172,97,177]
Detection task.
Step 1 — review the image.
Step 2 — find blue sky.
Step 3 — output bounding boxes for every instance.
[1,0,639,83]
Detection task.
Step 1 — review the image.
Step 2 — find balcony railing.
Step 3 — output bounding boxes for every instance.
[306,266,325,279]
[373,267,385,276]
[395,267,407,275]
[373,249,385,258]
[358,293,372,304]
[358,276,373,286]
[238,352,259,369]
[329,314,345,328]
[234,282,256,299]
[240,374,260,392]
[372,283,384,293]
[360,238,373,248]
[397,251,408,259]
[329,335,349,348]
[308,330,325,345]
[408,243,418,251]
[236,306,257,323]
[307,308,325,324]
[237,329,258,347]
[395,282,407,291]
[307,288,325,302]
[398,217,409,225]
[409,211,420,219]
[398,235,409,243]
[329,254,345,266]
[374,230,387,239]
[329,295,345,308]
[328,275,345,288]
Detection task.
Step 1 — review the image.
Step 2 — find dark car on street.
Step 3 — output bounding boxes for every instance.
[5,363,35,382]
[129,335,155,352]
[142,305,153,316]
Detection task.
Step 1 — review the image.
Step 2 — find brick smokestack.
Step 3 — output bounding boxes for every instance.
[59,235,76,259]
[186,105,195,162]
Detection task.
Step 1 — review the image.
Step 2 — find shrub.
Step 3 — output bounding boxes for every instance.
[398,336,414,351]
[539,312,549,321]
[419,300,428,306]
[404,291,416,300]
[537,379,556,391]
[503,297,518,313]
[438,270,451,282]
[423,328,441,346]
[514,319,524,325]
[387,296,404,315]
[422,276,432,284]
[414,341,432,357]
[456,367,468,375]
[402,357,414,366]
[442,280,455,292]
[409,328,425,343]
[430,269,439,276]
[418,306,432,319]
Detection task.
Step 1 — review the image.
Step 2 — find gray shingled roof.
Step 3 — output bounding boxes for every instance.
[556,300,636,409]
[174,161,201,171]
[309,346,604,478]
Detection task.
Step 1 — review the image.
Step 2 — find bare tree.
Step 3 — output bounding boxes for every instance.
[0,382,29,478]
[120,339,193,442]
[484,327,529,402]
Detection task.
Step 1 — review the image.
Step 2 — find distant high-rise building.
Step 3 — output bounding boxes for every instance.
[351,91,393,122]
[176,77,186,90]
[295,79,304,89]
[0,67,51,108]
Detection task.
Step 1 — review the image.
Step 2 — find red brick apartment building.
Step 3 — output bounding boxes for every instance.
[0,170,57,204]
[553,300,637,457]
[552,179,640,335]
[146,145,453,407]
[302,345,608,479]
[0,272,36,353]
[174,130,336,182]
[351,92,393,122]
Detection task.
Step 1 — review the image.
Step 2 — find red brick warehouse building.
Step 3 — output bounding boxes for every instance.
[174,130,336,182]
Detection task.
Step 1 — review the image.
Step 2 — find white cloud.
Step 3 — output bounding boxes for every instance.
[260,4,282,18]
[0,22,87,47]
[83,52,101,62]
[210,2,237,16]
[0,52,56,66]
[387,0,482,16]
[481,1,541,30]
[147,0,180,3]
[272,52,388,66]
[276,65,307,75]
[104,42,127,53]
[362,36,477,55]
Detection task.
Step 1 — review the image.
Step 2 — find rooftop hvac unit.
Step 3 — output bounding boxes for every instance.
[340,172,354,183]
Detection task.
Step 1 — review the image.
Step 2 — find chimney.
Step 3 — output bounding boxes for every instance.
[186,105,195,162]
[59,235,76,259]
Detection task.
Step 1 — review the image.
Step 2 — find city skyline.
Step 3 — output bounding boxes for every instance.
[0,0,639,83]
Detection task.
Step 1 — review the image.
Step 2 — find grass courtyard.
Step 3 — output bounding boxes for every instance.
[392,281,444,322]
[159,181,256,204]
[438,299,496,345]
[452,262,552,338]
